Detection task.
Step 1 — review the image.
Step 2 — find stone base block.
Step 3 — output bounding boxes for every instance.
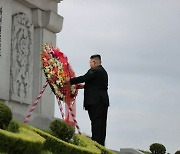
[13,112,53,130]
[120,148,144,154]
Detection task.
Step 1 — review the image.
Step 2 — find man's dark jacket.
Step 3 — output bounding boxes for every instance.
[70,65,109,109]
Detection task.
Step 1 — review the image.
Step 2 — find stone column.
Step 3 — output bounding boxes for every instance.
[0,0,63,129]
[32,8,63,119]
[0,0,12,101]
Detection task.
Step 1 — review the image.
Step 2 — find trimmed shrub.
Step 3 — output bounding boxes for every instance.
[150,143,166,154]
[175,150,180,154]
[0,121,114,154]
[27,124,114,154]
[49,119,75,142]
[30,126,100,154]
[7,120,19,133]
[76,134,114,154]
[72,134,87,147]
[0,102,12,129]
[0,123,45,154]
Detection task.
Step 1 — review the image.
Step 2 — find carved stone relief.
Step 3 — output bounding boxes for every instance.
[0,7,2,56]
[10,12,33,104]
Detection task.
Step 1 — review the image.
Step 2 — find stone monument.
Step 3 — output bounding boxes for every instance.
[0,0,63,129]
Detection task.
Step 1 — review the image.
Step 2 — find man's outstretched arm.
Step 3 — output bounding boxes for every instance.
[65,69,95,85]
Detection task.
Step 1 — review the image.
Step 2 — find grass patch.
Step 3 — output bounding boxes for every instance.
[0,121,114,154]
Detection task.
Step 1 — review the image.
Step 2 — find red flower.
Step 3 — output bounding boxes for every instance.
[41,44,78,104]
[42,52,50,60]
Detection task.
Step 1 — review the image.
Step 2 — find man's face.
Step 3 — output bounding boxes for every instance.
[89,59,95,68]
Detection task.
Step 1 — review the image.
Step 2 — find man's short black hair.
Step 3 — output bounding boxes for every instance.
[90,54,101,61]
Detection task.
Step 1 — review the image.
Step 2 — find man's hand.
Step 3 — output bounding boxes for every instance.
[64,77,70,84]
[78,84,84,89]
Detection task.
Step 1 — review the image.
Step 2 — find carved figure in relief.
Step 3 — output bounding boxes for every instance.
[11,13,33,103]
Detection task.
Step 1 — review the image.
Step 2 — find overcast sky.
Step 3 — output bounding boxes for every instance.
[54,0,180,153]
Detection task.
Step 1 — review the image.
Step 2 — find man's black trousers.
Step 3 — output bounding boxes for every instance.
[87,104,108,146]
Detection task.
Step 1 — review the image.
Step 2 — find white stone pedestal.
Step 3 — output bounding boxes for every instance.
[0,0,63,129]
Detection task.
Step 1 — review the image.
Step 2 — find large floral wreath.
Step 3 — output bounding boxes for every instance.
[41,44,78,105]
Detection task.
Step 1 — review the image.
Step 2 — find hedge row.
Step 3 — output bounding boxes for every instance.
[26,123,113,154]
[0,121,113,154]
[0,125,45,154]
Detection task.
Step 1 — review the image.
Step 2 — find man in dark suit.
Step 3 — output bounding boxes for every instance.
[65,54,109,146]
